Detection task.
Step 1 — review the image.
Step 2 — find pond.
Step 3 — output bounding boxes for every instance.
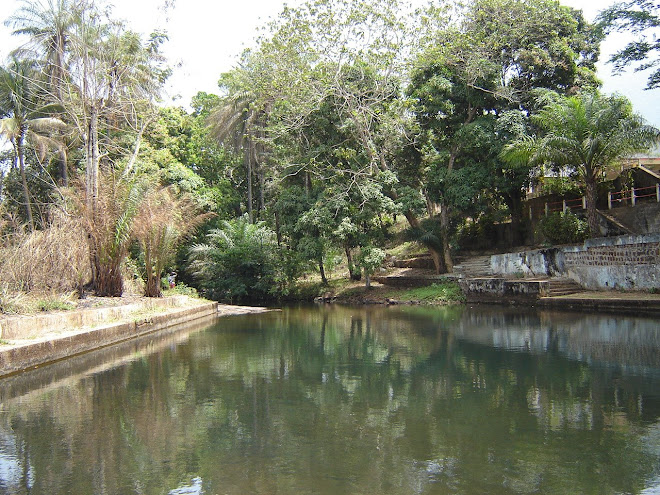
[1,305,659,494]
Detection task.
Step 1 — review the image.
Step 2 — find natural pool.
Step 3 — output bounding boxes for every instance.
[0,305,659,494]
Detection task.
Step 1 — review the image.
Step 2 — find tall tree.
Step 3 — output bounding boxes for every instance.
[503,91,658,236]
[598,0,660,89]
[6,0,80,185]
[0,57,65,230]
[409,0,601,267]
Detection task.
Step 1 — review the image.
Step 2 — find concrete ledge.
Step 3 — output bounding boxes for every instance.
[459,277,550,303]
[538,295,660,316]
[0,300,218,377]
[0,295,201,340]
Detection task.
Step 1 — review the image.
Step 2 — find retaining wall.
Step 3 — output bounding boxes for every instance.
[0,299,218,377]
[491,233,660,290]
[459,278,549,303]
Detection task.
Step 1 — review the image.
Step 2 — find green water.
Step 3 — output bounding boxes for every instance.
[1,305,659,494]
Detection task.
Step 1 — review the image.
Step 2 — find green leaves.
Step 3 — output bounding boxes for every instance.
[598,0,660,89]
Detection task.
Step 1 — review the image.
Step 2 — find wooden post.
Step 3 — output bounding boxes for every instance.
[608,191,612,210]
[632,187,636,206]
[656,183,659,203]
[529,206,533,220]
[582,196,586,209]
[545,202,549,216]
[562,199,567,213]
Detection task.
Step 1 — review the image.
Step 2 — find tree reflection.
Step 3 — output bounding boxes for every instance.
[0,306,659,494]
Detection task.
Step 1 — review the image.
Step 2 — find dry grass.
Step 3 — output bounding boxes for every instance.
[0,211,90,295]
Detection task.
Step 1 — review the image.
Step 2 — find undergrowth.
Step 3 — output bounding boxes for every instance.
[386,282,466,303]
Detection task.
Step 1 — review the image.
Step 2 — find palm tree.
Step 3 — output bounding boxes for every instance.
[6,0,78,185]
[0,57,66,230]
[5,0,78,100]
[208,91,267,223]
[133,186,211,297]
[504,91,659,237]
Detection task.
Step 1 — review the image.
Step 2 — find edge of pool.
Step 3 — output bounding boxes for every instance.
[0,300,272,378]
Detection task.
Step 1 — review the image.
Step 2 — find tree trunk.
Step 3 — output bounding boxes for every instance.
[440,144,462,274]
[86,105,100,204]
[245,142,253,223]
[15,136,34,231]
[345,246,361,280]
[365,272,371,289]
[439,202,453,273]
[319,258,328,286]
[404,209,447,274]
[93,257,123,297]
[585,173,600,237]
[143,245,162,297]
[506,192,524,247]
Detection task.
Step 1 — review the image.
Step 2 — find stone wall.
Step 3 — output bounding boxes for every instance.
[491,233,660,290]
[459,278,550,303]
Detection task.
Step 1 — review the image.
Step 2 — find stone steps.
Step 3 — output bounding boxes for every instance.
[547,278,585,297]
[453,255,492,278]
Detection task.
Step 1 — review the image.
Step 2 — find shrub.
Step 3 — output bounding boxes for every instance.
[537,211,589,245]
[189,215,279,303]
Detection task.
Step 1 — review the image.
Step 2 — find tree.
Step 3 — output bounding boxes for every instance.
[409,0,601,264]
[503,91,658,237]
[207,85,265,223]
[0,57,66,230]
[133,186,211,297]
[73,170,146,297]
[6,0,84,187]
[356,246,385,289]
[598,0,660,89]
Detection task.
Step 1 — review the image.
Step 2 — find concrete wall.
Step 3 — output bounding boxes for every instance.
[0,300,218,377]
[459,278,550,303]
[608,203,660,234]
[491,233,660,290]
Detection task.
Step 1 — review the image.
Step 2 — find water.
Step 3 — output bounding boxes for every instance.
[1,305,659,494]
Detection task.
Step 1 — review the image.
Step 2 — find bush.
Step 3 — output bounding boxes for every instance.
[455,216,498,251]
[189,215,279,303]
[537,211,589,245]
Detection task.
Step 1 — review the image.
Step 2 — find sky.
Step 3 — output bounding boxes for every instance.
[0,0,658,126]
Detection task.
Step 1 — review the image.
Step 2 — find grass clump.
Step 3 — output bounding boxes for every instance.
[36,298,75,312]
[0,288,76,315]
[388,282,465,304]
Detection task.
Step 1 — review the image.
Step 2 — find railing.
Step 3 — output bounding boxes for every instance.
[608,184,660,209]
[529,196,586,220]
[528,183,660,219]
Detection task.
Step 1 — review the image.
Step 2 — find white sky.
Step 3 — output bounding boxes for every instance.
[0,0,658,126]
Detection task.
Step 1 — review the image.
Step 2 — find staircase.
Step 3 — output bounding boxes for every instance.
[546,278,585,297]
[453,255,492,278]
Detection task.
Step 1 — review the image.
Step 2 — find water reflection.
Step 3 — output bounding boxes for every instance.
[0,305,659,494]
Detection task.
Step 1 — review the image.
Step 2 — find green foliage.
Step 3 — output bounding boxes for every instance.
[598,0,660,89]
[357,246,386,274]
[164,283,199,297]
[389,282,466,304]
[455,215,499,251]
[404,218,444,252]
[537,177,584,196]
[189,215,279,303]
[37,298,74,312]
[504,90,659,236]
[537,211,589,245]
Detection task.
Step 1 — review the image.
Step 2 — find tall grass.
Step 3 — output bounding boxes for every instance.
[0,211,89,294]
